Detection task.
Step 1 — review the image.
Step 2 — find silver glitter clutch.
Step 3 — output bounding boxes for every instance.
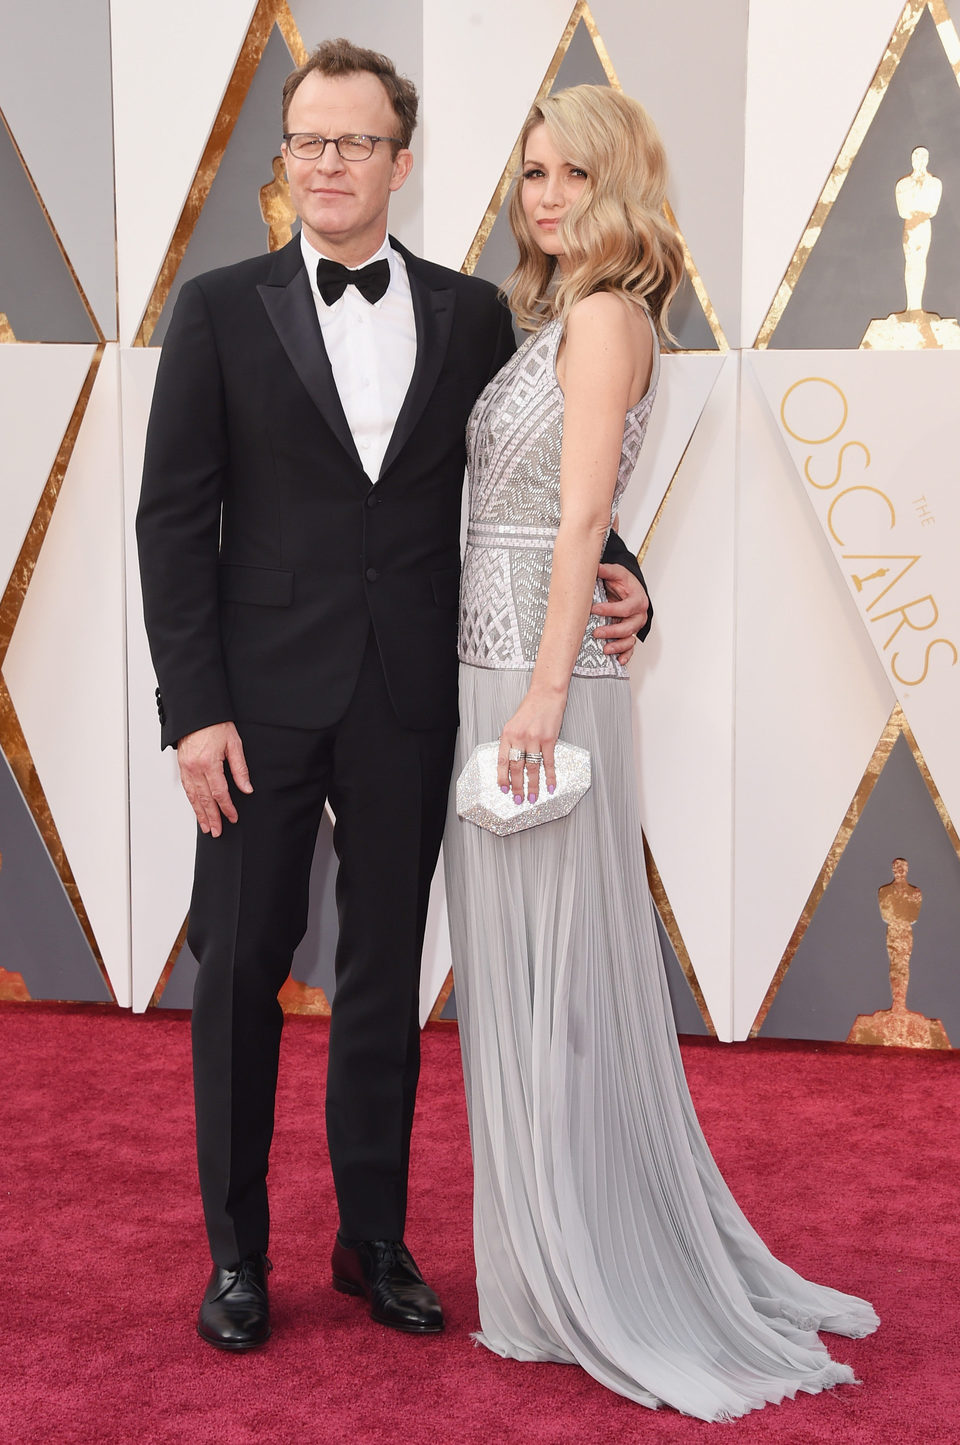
[456,740,591,836]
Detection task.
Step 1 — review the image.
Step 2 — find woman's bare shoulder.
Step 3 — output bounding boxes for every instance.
[564,293,652,373]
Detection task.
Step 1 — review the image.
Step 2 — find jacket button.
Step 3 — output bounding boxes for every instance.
[366,493,379,508]
[365,567,378,582]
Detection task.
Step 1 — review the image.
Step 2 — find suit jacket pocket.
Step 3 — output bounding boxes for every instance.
[430,567,460,609]
[218,563,294,607]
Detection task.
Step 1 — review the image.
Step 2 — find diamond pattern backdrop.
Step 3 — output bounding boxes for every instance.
[1,0,957,1053]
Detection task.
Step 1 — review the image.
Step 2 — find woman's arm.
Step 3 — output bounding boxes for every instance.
[498,294,653,801]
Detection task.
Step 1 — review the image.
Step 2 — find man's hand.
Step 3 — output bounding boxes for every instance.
[177,722,253,837]
[591,562,650,667]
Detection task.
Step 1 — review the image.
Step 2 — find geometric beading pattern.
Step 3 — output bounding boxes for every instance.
[460,317,657,675]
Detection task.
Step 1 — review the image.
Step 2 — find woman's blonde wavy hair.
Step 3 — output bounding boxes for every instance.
[505,86,684,338]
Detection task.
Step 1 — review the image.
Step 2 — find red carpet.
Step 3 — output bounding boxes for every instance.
[1,1005,957,1444]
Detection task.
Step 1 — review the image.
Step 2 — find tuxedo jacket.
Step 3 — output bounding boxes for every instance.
[137,234,649,749]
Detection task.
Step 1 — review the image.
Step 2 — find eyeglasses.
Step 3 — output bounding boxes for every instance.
[282,133,402,162]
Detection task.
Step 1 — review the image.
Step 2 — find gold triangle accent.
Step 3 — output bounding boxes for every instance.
[663,200,728,352]
[0,965,31,1002]
[0,104,104,343]
[428,967,456,1023]
[134,0,306,347]
[279,975,331,1015]
[754,0,960,348]
[0,675,114,1000]
[0,313,15,343]
[148,914,189,1007]
[0,347,103,661]
[151,916,336,1013]
[0,345,114,999]
[635,361,724,566]
[644,839,716,1035]
[460,1,582,276]
[275,0,307,68]
[748,702,958,1035]
[460,1,727,351]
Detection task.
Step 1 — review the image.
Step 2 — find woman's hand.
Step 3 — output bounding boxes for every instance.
[497,686,566,803]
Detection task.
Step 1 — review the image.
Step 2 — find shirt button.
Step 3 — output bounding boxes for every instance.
[366,567,378,582]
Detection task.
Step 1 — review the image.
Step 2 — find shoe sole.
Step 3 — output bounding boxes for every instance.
[331,1274,443,1334]
[197,1324,271,1352]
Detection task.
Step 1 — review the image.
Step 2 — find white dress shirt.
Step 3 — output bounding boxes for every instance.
[300,233,417,482]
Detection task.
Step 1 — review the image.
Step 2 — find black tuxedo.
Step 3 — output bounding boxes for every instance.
[139,236,515,744]
[137,235,648,1264]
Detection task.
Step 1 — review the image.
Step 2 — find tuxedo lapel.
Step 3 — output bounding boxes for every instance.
[256,241,364,474]
[379,243,454,479]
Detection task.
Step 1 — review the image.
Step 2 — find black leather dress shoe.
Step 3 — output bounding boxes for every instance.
[197,1253,272,1351]
[331,1236,443,1334]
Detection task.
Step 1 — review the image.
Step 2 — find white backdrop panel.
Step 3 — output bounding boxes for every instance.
[631,355,739,1038]
[618,353,725,549]
[421,0,573,268]
[0,345,96,594]
[0,2,117,337]
[111,0,258,344]
[733,356,896,1037]
[3,347,130,1003]
[121,349,198,1012]
[742,0,909,343]
[752,348,960,838]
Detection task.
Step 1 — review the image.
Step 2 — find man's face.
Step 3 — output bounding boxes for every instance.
[281,70,413,264]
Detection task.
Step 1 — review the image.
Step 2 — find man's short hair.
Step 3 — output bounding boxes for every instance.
[282,37,419,149]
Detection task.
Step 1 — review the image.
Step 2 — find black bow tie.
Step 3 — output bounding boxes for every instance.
[315,257,390,306]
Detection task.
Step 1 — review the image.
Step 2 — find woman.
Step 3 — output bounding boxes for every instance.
[444,86,878,1422]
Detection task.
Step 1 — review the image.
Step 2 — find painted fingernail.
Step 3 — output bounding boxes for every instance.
[500,784,509,793]
[528,792,538,804]
[547,784,556,794]
[514,794,523,804]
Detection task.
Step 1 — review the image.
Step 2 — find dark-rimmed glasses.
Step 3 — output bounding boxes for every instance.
[282,133,402,162]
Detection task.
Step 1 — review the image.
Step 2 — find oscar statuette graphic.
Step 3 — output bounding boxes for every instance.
[0,850,31,1000]
[0,313,15,342]
[847,858,951,1048]
[259,157,298,253]
[862,148,960,349]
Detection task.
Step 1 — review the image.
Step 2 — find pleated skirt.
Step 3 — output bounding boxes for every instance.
[444,664,879,1423]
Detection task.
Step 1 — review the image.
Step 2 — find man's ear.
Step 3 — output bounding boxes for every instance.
[389,148,414,193]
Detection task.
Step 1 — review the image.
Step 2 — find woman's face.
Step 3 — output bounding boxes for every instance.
[520,122,588,267]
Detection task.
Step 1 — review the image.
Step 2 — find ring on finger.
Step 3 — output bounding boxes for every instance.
[508,747,524,762]
[524,752,543,764]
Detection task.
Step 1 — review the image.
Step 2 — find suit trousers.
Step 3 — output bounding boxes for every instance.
[187,630,457,1266]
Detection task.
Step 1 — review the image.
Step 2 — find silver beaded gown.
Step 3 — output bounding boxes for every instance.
[443,317,878,1423]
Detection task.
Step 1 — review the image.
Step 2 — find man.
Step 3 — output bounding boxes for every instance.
[137,38,651,1353]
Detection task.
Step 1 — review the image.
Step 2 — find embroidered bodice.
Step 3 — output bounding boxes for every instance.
[458,314,659,676]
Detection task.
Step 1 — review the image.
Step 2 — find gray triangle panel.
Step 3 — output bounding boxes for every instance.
[0,116,97,342]
[151,28,298,345]
[287,813,339,1002]
[0,750,109,1000]
[759,733,960,1043]
[0,1,116,336]
[654,907,709,1036]
[439,980,458,1021]
[551,20,610,90]
[156,940,198,1009]
[770,8,960,348]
